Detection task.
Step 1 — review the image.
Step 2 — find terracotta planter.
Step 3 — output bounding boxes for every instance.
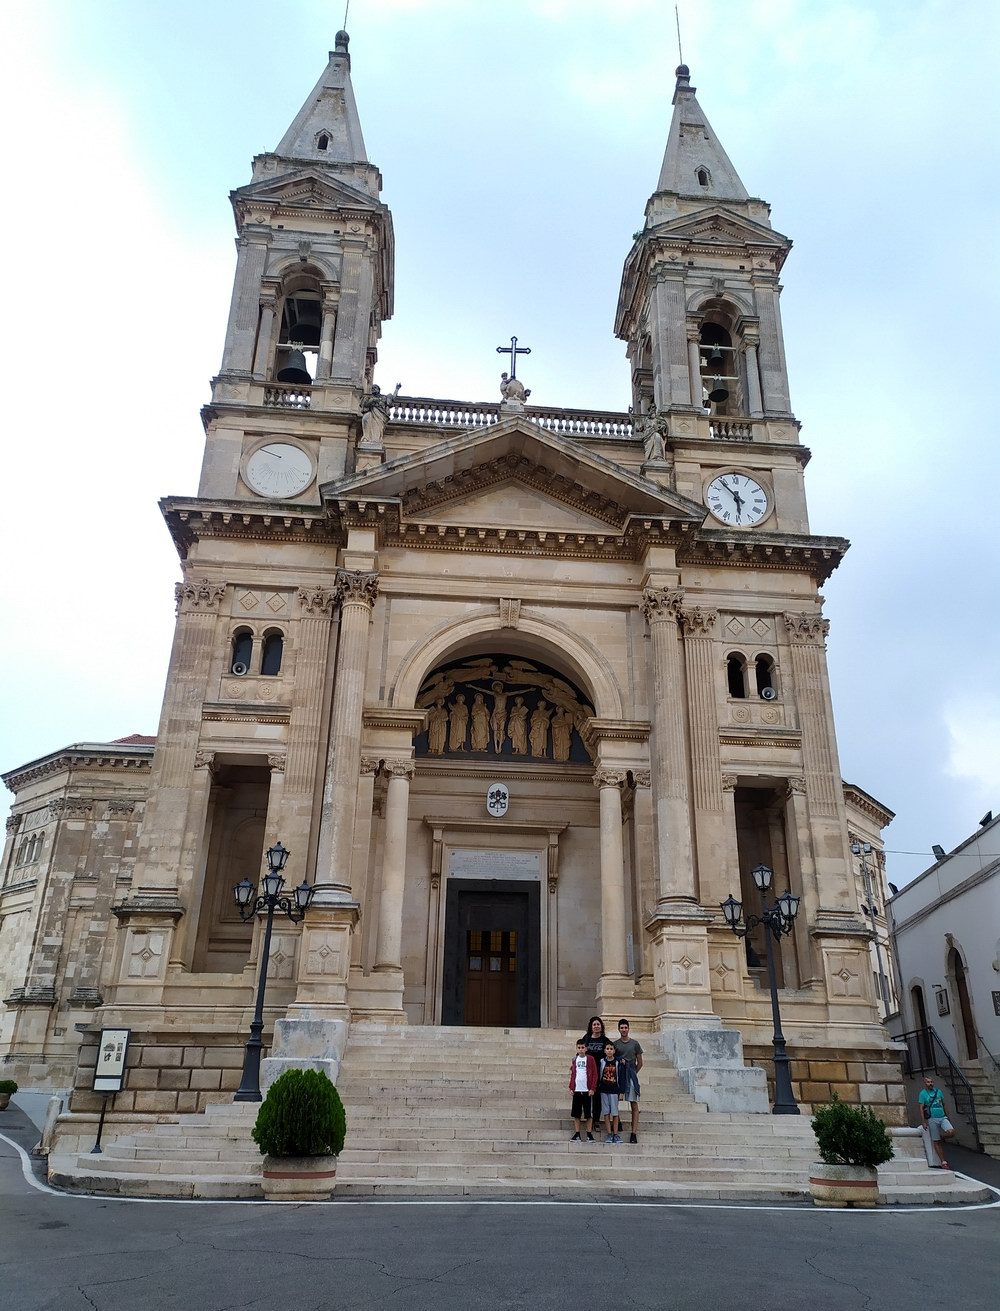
[809,1162,879,1208]
[261,1153,337,1201]
[0,1093,11,1111]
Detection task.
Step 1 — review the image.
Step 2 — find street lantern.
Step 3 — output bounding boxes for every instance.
[232,842,312,1102]
[720,869,801,1115]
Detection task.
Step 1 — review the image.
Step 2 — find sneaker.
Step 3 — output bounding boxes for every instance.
[571,1132,581,1141]
[629,1133,638,1144]
[586,1132,595,1142]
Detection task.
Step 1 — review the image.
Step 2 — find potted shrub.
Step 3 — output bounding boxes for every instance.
[809,1094,894,1207]
[252,1069,346,1201]
[0,1078,17,1111]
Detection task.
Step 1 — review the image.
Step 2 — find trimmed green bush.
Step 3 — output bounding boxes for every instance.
[811,1094,894,1168]
[0,1079,18,1095]
[252,1069,346,1158]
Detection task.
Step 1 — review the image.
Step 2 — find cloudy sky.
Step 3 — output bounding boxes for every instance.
[1,0,997,885]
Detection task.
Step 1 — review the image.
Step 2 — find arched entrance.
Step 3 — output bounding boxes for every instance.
[412,653,598,1028]
[949,947,979,1060]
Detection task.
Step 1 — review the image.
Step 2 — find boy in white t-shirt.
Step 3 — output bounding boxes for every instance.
[568,1039,597,1141]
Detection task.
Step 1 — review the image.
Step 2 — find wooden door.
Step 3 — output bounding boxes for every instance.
[464,929,518,1025]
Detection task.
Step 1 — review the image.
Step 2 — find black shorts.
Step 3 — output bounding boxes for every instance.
[571,1091,593,1120]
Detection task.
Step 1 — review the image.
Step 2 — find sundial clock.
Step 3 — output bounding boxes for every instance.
[705,471,771,527]
[243,442,315,498]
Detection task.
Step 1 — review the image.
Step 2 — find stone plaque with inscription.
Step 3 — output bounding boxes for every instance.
[448,849,541,880]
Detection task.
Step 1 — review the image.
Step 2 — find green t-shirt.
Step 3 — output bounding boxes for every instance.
[614,1037,643,1064]
[919,1086,945,1119]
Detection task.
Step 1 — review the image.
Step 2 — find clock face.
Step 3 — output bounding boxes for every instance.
[244,443,314,498]
[705,472,770,527]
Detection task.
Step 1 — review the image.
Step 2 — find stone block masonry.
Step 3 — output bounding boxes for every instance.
[745,1045,908,1126]
[68,1029,248,1116]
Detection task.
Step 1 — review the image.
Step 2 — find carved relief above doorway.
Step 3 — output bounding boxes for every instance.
[415,655,594,763]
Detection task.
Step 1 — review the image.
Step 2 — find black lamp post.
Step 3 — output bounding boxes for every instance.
[721,863,801,1115]
[232,842,314,1103]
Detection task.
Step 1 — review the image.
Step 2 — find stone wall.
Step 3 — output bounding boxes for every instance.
[745,1044,908,1126]
[69,1028,249,1116]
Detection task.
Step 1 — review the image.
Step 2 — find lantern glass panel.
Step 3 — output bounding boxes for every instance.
[752,864,773,893]
[234,878,254,909]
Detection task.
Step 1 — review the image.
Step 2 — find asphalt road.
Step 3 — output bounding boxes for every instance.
[2,1125,998,1311]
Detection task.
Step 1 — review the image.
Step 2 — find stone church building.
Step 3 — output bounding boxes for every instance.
[1,35,904,1127]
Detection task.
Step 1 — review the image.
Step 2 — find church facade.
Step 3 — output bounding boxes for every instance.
[1,35,905,1125]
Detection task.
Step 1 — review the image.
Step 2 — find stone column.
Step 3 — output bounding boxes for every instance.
[314,570,379,896]
[640,588,695,907]
[743,332,764,418]
[678,605,724,907]
[283,587,337,868]
[374,760,415,973]
[686,320,703,408]
[783,613,871,1012]
[329,243,366,383]
[2,813,21,881]
[756,285,791,414]
[783,776,822,987]
[594,767,633,1013]
[252,295,278,377]
[315,291,337,381]
[221,235,268,375]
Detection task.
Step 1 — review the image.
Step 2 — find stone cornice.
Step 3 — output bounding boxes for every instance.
[161,498,338,559]
[680,533,848,583]
[720,728,802,749]
[201,702,291,724]
[3,746,153,792]
[843,783,896,828]
[362,707,429,735]
[582,718,651,745]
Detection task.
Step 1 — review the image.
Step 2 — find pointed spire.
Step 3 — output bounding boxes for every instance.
[655,65,748,202]
[274,31,368,164]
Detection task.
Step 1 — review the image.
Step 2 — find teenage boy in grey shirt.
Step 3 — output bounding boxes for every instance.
[614,1018,643,1144]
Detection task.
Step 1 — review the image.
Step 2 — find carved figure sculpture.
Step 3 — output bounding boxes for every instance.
[640,403,667,461]
[490,681,509,753]
[470,693,490,751]
[500,372,531,404]
[551,706,573,762]
[359,384,390,450]
[448,694,469,751]
[529,700,551,758]
[427,699,448,755]
[508,696,529,754]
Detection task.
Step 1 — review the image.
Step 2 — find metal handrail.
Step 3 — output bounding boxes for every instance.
[897,1025,982,1151]
[975,1032,1000,1078]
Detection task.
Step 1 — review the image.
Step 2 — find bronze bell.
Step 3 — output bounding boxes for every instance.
[707,345,724,366]
[277,349,312,386]
[707,376,729,403]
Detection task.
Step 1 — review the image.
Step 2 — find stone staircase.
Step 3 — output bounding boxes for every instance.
[47,1024,993,1203]
[963,1062,1000,1155]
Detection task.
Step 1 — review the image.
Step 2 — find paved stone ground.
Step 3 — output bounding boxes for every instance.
[2,1107,998,1311]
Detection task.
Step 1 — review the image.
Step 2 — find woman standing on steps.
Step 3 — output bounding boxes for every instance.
[580,1017,610,1137]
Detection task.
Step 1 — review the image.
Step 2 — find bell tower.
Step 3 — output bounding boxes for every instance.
[616,65,792,426]
[201,30,394,500]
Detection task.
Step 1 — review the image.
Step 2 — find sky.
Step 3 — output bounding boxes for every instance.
[0,0,997,886]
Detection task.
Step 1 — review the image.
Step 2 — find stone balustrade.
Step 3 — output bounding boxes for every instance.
[263,383,312,409]
[388,395,635,439]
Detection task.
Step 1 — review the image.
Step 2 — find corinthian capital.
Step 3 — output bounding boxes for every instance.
[336,569,379,610]
[592,767,627,790]
[640,587,684,625]
[297,586,337,616]
[783,612,830,644]
[6,814,21,834]
[175,578,227,614]
[679,605,719,636]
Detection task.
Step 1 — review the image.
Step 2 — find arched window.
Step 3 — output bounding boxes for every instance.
[696,167,710,188]
[275,282,322,386]
[231,629,253,676]
[317,132,330,151]
[727,653,748,698]
[16,839,29,865]
[755,654,776,697]
[261,630,284,676]
[698,313,743,416]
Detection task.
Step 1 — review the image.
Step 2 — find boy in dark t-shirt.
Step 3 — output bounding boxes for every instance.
[599,1041,625,1143]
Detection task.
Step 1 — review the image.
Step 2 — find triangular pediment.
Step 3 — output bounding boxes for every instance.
[650,206,789,248]
[430,480,615,533]
[322,416,704,533]
[234,169,379,213]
